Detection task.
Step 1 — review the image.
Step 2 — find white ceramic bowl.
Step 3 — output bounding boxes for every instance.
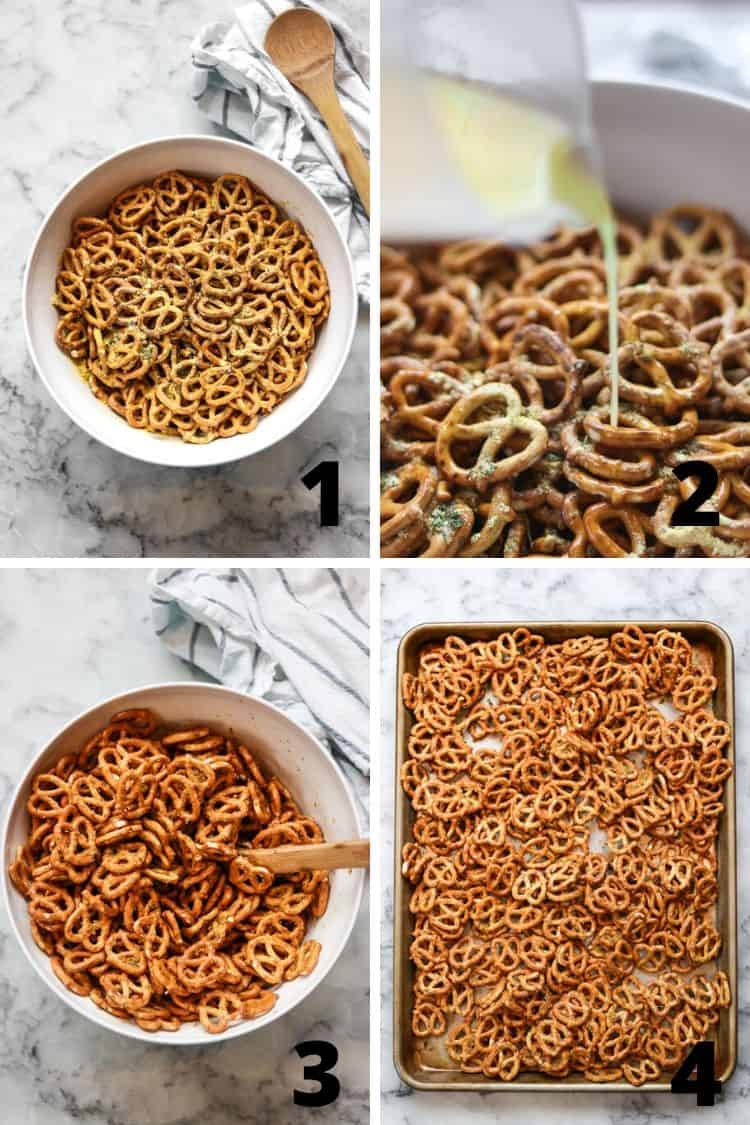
[593,79,750,226]
[23,136,358,467]
[1,683,364,1044]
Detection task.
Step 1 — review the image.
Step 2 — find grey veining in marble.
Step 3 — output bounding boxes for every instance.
[380,566,749,1123]
[0,0,369,559]
[0,568,369,1125]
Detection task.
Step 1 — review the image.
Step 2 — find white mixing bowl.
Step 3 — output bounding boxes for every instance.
[1,683,364,1044]
[593,79,750,227]
[23,135,358,467]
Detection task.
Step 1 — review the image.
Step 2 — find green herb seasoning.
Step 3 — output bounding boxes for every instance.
[428,503,464,540]
[680,342,703,358]
[380,472,400,493]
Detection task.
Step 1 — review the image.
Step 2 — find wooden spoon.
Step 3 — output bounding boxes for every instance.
[265,8,370,214]
[240,838,370,874]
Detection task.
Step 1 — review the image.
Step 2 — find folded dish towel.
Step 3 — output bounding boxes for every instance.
[150,568,369,804]
[192,0,370,301]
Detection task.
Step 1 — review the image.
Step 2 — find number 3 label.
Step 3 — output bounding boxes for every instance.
[293,1040,340,1107]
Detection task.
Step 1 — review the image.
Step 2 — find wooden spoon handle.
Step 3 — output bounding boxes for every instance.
[241,838,370,874]
[302,74,370,215]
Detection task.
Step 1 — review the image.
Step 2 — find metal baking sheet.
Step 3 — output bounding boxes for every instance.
[393,621,737,1092]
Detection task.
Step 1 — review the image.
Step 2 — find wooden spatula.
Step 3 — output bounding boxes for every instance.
[265,7,370,215]
[240,838,370,874]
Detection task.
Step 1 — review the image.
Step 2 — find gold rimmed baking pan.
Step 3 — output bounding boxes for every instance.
[393,621,737,1092]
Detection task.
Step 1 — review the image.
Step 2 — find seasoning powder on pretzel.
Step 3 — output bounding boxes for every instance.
[10,710,326,1034]
[400,627,731,1085]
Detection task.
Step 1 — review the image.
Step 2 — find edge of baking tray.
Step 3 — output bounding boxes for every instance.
[393,620,738,1092]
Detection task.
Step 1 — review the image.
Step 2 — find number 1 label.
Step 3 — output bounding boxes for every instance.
[302,462,340,526]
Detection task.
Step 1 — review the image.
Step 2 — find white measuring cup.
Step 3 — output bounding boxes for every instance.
[381,0,605,242]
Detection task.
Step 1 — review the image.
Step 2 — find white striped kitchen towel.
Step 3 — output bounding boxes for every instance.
[150,569,369,788]
[192,0,370,300]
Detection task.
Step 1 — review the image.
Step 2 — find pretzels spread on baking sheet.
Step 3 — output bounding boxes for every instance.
[400,627,732,1085]
[53,171,329,443]
[381,205,750,556]
[9,710,326,1034]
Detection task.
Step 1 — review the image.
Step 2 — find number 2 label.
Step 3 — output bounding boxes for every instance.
[671,462,720,526]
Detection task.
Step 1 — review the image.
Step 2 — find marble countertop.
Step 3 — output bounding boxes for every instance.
[380,566,749,1123]
[1,0,369,559]
[0,568,369,1125]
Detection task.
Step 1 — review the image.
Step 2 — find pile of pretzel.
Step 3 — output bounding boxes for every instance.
[400,627,732,1085]
[382,205,750,556]
[53,171,329,443]
[9,709,326,1034]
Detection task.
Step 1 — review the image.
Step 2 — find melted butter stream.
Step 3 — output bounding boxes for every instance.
[428,75,620,425]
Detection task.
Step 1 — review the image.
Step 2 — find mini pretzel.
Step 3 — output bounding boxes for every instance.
[614,312,714,416]
[649,205,737,266]
[421,499,475,557]
[582,502,653,558]
[512,255,607,301]
[683,280,736,345]
[501,323,583,425]
[381,461,438,557]
[619,281,692,326]
[712,329,750,413]
[561,301,635,397]
[439,240,531,283]
[561,418,667,506]
[388,366,468,438]
[459,485,516,558]
[436,382,548,493]
[652,493,750,557]
[410,289,480,362]
[480,295,569,363]
[11,711,327,1034]
[583,404,698,451]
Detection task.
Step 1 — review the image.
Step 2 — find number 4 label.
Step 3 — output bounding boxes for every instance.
[671,1041,722,1106]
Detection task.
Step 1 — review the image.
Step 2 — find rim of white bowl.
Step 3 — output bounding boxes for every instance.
[1,681,365,1045]
[22,134,358,468]
[592,75,750,113]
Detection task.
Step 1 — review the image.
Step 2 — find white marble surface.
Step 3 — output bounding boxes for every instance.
[380,566,748,1123]
[0,0,369,558]
[0,567,369,1125]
